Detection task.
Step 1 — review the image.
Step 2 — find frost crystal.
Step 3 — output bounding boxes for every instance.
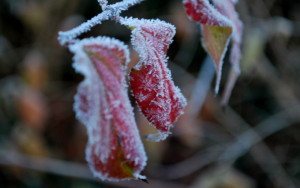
[70,37,147,181]
[121,18,187,141]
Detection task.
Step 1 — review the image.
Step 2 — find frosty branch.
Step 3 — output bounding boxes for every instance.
[57,0,243,182]
[58,0,187,182]
[58,0,145,46]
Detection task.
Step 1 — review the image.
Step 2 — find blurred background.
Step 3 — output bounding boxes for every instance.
[0,0,300,187]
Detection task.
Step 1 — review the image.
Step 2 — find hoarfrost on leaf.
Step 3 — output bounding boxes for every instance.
[58,0,194,182]
[213,0,243,105]
[183,0,243,101]
[183,0,233,94]
[70,37,147,181]
[121,17,187,141]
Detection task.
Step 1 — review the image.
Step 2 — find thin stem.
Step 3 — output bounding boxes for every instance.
[221,67,239,106]
[218,106,299,188]
[110,0,145,12]
[58,0,146,46]
[189,56,215,117]
[58,13,110,46]
[0,150,186,188]
[150,104,300,180]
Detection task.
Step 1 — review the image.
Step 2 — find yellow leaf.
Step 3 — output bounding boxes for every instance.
[202,25,232,93]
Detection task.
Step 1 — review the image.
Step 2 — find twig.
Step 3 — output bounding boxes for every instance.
[150,104,300,180]
[149,145,224,179]
[221,67,239,106]
[188,56,215,117]
[219,106,300,188]
[0,149,186,188]
[58,0,145,46]
[58,13,110,46]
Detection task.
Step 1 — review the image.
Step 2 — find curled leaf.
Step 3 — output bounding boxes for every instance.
[121,18,187,141]
[183,0,231,26]
[201,24,232,94]
[183,0,233,94]
[70,37,147,181]
[213,0,243,105]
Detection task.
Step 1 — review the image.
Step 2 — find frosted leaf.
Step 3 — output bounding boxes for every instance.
[213,0,243,70]
[213,0,243,105]
[183,0,233,94]
[121,18,187,141]
[184,0,243,100]
[70,37,147,181]
[183,0,232,26]
[201,24,232,94]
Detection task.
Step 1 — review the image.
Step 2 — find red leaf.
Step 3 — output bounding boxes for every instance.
[183,0,231,26]
[70,37,147,181]
[121,18,187,141]
[183,0,233,94]
[183,0,243,102]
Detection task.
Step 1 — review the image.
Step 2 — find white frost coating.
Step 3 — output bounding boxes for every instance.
[69,36,147,181]
[110,0,146,13]
[213,0,242,66]
[58,0,156,182]
[184,0,233,27]
[59,13,110,46]
[185,0,237,95]
[213,0,238,4]
[122,17,187,141]
[135,92,151,102]
[71,40,104,146]
[213,0,243,105]
[201,24,231,94]
[71,36,130,162]
[120,17,176,70]
[98,0,108,10]
[58,0,146,46]
[214,0,243,56]
[70,36,131,67]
